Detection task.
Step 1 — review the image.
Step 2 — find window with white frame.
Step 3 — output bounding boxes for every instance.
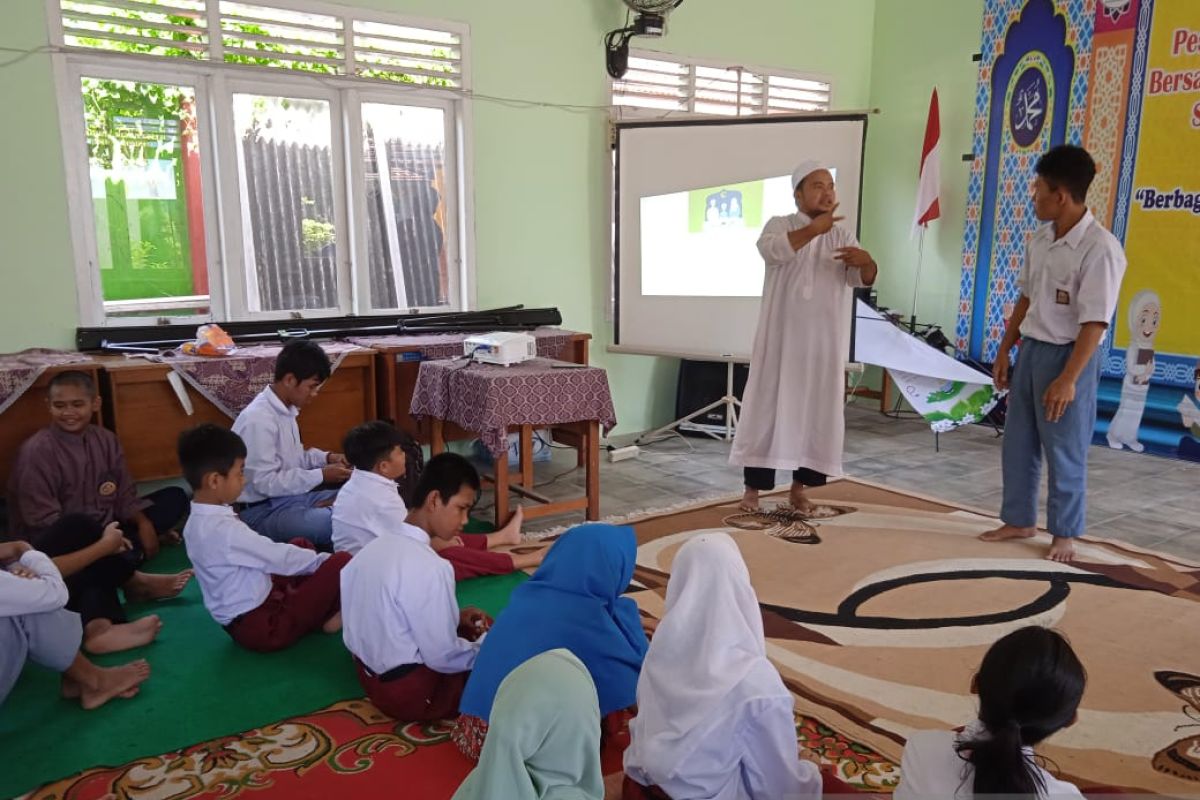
[611,52,832,117]
[51,0,469,325]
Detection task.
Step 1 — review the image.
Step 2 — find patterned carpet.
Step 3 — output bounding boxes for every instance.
[21,476,1200,798]
[24,698,893,799]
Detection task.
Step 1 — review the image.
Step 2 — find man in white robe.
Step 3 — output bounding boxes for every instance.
[730,162,878,513]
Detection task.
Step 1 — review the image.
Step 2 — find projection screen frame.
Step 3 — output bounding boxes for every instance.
[612,112,870,361]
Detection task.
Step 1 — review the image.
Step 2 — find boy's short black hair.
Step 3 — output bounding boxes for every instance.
[1035,145,1096,204]
[274,339,332,384]
[178,423,247,490]
[343,420,408,472]
[48,370,97,397]
[412,452,480,508]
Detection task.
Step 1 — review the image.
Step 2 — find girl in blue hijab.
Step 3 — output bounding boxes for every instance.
[453,523,649,760]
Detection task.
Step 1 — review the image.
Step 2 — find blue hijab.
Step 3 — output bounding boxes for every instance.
[459,523,649,721]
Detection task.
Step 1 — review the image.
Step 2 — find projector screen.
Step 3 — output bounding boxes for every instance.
[614,114,868,361]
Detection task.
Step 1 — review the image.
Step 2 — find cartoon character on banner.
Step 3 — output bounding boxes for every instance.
[1177,364,1200,461]
[1107,290,1160,452]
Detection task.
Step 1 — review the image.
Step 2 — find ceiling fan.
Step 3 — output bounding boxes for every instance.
[605,0,684,79]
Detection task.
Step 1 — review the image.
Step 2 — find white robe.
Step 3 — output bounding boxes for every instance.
[730,212,866,476]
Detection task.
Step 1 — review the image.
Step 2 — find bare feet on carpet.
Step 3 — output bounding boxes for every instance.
[978,524,1037,542]
[124,569,193,602]
[158,529,182,546]
[1047,536,1077,563]
[322,611,343,634]
[62,656,151,710]
[83,615,162,654]
[490,506,524,547]
[788,484,816,515]
[738,488,761,512]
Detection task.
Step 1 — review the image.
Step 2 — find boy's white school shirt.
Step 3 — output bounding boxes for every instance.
[895,729,1083,799]
[232,387,328,503]
[0,551,68,617]
[1017,209,1126,345]
[183,502,329,625]
[340,523,480,676]
[331,468,408,555]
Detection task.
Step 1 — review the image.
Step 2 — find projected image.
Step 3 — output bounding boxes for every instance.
[641,175,799,296]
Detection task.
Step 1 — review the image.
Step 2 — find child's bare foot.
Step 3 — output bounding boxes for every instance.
[490,506,524,547]
[124,569,192,602]
[158,529,182,546]
[84,615,162,654]
[79,659,151,710]
[322,611,342,634]
[738,488,761,512]
[510,548,545,572]
[62,676,138,701]
[979,524,1037,542]
[1047,536,1077,563]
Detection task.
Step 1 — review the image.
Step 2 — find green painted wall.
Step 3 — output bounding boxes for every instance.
[860,0,985,336]
[5,0,985,438]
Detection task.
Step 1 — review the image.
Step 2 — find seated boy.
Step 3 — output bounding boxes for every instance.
[178,424,351,652]
[8,370,189,560]
[333,426,541,577]
[1,539,151,711]
[340,499,490,721]
[231,340,353,547]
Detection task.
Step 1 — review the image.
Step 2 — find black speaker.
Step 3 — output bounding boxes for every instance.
[674,360,750,437]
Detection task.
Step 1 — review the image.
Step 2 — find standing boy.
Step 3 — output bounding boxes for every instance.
[982,145,1126,562]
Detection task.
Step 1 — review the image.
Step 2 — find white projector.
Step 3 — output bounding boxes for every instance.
[464,331,537,366]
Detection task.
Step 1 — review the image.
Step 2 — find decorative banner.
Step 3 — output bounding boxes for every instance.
[958,0,1200,461]
[855,301,1002,433]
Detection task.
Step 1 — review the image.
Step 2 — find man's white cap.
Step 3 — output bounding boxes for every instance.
[791,160,827,190]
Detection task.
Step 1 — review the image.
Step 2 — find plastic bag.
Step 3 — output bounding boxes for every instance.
[180,324,237,357]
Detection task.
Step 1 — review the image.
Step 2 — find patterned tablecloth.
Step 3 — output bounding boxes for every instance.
[0,349,95,416]
[345,327,578,362]
[152,342,368,419]
[410,358,617,458]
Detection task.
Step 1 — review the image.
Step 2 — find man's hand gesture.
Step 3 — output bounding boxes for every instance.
[806,203,844,236]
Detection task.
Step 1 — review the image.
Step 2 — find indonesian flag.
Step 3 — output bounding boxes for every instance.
[912,88,941,236]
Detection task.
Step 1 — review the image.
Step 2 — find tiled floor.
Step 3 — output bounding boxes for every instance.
[484,405,1200,560]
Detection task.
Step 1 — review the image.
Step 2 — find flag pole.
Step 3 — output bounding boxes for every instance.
[909,224,926,334]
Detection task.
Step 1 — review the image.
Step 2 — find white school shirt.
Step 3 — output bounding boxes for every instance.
[895,729,1084,800]
[331,468,408,555]
[1018,209,1126,345]
[340,523,480,675]
[232,387,328,504]
[183,502,329,625]
[0,551,68,617]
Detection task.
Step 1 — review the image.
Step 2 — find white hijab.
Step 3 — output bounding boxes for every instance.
[630,533,769,757]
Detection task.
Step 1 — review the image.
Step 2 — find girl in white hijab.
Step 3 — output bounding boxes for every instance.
[622,533,821,800]
[1107,289,1161,452]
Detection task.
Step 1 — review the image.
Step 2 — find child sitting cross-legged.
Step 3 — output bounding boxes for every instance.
[178,424,351,652]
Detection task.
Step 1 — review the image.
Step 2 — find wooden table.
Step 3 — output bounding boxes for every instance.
[0,364,104,496]
[845,366,893,412]
[97,352,376,482]
[355,329,591,442]
[431,419,600,528]
[411,358,615,529]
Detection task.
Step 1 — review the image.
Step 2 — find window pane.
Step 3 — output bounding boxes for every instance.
[81,77,211,318]
[360,102,448,308]
[233,94,338,312]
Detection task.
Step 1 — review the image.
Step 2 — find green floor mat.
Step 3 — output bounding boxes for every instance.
[1,538,527,799]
